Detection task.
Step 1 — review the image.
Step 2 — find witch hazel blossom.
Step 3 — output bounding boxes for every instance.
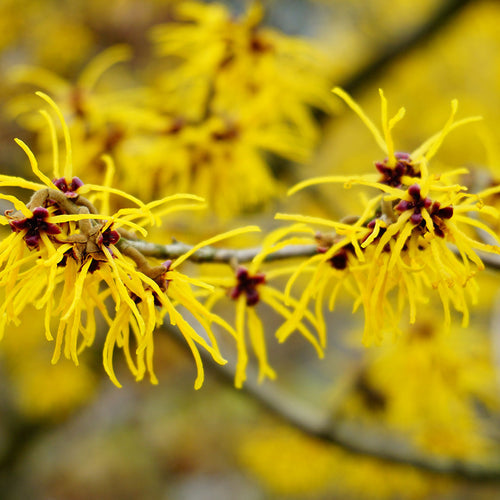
[7,207,61,247]
[276,88,500,345]
[2,85,500,388]
[198,225,324,388]
[0,91,261,389]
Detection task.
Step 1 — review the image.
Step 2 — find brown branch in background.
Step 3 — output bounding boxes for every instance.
[164,323,500,481]
[338,0,474,95]
[477,251,500,271]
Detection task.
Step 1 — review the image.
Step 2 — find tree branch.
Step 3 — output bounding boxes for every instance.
[338,0,474,95]
[476,251,500,271]
[165,325,500,481]
[123,236,500,278]
[121,237,319,264]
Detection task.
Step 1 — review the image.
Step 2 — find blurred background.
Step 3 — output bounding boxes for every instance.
[1,0,500,498]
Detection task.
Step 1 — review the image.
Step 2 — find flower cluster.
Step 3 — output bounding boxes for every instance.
[150,1,334,133]
[8,1,335,219]
[0,92,252,388]
[276,88,500,344]
[1,0,500,399]
[199,225,323,388]
[2,84,500,390]
[336,316,499,459]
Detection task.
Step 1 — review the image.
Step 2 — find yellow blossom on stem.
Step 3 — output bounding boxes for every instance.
[0,91,259,389]
[277,89,500,344]
[115,113,284,217]
[201,225,324,388]
[142,0,335,217]
[7,44,158,201]
[150,1,334,129]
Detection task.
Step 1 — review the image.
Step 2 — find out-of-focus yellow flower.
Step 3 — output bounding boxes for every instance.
[7,44,153,197]
[142,0,335,216]
[277,89,500,344]
[0,0,95,73]
[238,425,338,497]
[151,1,334,129]
[114,113,284,217]
[8,1,336,218]
[0,308,98,421]
[337,317,499,460]
[9,44,133,117]
[238,425,437,500]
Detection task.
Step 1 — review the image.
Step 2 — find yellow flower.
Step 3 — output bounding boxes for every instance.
[150,1,334,129]
[0,307,98,421]
[7,44,154,196]
[113,113,283,217]
[0,91,258,388]
[238,424,434,500]
[144,0,335,216]
[277,89,500,344]
[337,317,499,460]
[201,225,324,388]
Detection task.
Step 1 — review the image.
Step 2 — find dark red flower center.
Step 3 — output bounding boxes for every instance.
[230,266,266,306]
[8,206,61,247]
[97,225,121,247]
[328,243,356,270]
[395,184,432,225]
[428,201,454,237]
[375,152,419,188]
[395,184,453,236]
[53,176,84,198]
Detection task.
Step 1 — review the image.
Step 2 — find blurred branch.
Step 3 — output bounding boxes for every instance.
[490,292,500,391]
[476,251,500,271]
[338,0,474,94]
[0,406,52,494]
[165,325,500,481]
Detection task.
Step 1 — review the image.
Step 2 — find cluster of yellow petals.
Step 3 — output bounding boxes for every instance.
[200,224,324,388]
[277,88,500,344]
[0,92,258,389]
[7,2,335,219]
[337,317,499,460]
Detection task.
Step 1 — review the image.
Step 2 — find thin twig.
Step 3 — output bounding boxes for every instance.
[124,237,500,277]
[490,292,500,391]
[122,238,319,264]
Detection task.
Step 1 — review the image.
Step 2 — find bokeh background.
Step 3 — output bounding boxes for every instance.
[1,0,500,498]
